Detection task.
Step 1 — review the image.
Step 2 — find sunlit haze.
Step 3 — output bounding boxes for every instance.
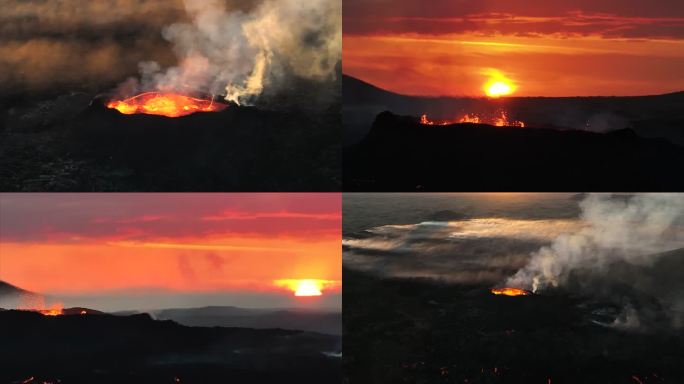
[343,0,684,96]
[0,193,341,311]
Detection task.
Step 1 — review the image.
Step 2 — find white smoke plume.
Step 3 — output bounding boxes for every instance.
[119,0,341,105]
[507,194,684,293]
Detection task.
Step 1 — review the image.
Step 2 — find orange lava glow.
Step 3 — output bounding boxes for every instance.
[420,111,524,127]
[274,279,339,297]
[39,308,62,316]
[491,288,530,297]
[17,294,64,316]
[38,303,64,316]
[107,92,227,118]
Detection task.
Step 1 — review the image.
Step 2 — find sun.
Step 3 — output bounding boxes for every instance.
[274,279,338,297]
[482,69,516,98]
[486,81,512,97]
[294,280,323,296]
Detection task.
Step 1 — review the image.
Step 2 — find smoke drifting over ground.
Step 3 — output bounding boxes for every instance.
[344,194,684,331]
[343,218,582,284]
[507,194,684,330]
[119,0,341,105]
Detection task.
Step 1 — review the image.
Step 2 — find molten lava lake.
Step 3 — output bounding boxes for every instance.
[107,92,227,118]
[491,287,531,297]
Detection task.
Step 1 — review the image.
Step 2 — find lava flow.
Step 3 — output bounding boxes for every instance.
[491,288,531,296]
[107,92,227,118]
[38,303,64,316]
[17,294,64,316]
[420,111,525,127]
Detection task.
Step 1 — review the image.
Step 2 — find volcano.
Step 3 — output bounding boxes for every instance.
[344,267,684,384]
[344,111,684,191]
[0,280,29,297]
[491,288,530,296]
[343,75,684,191]
[106,92,228,117]
[1,84,341,191]
[0,280,40,308]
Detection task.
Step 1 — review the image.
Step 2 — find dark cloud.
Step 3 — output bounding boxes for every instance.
[0,193,341,242]
[0,0,264,95]
[343,0,684,39]
[0,0,184,95]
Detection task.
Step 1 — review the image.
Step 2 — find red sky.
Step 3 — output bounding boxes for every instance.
[343,0,684,96]
[0,193,341,306]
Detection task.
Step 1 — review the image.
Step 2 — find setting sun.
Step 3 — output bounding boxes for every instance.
[294,280,323,296]
[483,69,516,98]
[274,279,339,297]
[486,81,512,97]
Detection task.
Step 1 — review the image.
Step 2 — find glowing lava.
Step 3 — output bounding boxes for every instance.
[17,294,64,316]
[491,288,530,297]
[107,92,227,118]
[420,111,524,127]
[38,303,64,316]
[274,279,339,297]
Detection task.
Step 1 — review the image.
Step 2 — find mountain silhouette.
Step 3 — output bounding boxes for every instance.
[344,111,684,191]
[152,306,341,335]
[343,74,684,146]
[0,309,340,384]
[0,280,29,296]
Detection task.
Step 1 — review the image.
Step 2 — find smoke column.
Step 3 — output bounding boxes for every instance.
[507,194,684,292]
[506,194,684,329]
[119,0,341,105]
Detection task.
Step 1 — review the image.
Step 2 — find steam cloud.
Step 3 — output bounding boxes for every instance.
[507,194,684,291]
[506,193,684,329]
[121,0,341,105]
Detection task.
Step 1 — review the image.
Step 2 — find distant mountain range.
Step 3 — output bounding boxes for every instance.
[0,280,40,308]
[0,280,342,382]
[0,280,28,296]
[150,306,341,335]
[1,280,340,335]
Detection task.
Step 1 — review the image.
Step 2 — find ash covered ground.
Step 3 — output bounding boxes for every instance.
[343,268,684,384]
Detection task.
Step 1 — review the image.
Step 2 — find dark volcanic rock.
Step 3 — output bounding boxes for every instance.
[343,268,684,384]
[0,310,341,384]
[344,111,684,191]
[1,94,341,191]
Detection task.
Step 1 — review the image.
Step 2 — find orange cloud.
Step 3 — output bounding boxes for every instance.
[0,194,342,297]
[343,1,684,96]
[344,33,684,96]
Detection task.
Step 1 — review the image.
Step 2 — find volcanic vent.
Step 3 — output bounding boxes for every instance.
[106,92,227,118]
